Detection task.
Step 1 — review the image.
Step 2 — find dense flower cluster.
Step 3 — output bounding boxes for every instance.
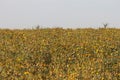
[0,28,119,79]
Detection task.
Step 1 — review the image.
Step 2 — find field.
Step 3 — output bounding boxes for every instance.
[0,28,119,80]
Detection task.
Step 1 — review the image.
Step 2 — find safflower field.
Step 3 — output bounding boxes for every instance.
[0,28,119,80]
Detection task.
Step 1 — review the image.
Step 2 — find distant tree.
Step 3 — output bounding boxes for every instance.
[103,23,108,28]
[36,25,40,29]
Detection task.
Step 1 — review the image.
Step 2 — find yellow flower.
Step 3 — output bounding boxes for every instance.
[96,49,99,53]
[68,57,71,60]
[16,58,21,61]
[24,71,30,75]
[101,77,104,80]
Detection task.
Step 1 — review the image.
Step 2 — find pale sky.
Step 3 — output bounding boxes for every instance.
[0,0,120,29]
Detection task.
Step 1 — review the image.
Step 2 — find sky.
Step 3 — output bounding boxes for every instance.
[0,0,120,29]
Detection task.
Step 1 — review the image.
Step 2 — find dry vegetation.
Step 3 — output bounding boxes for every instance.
[0,28,119,80]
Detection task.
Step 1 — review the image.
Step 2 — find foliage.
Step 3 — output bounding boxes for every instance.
[0,28,119,80]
